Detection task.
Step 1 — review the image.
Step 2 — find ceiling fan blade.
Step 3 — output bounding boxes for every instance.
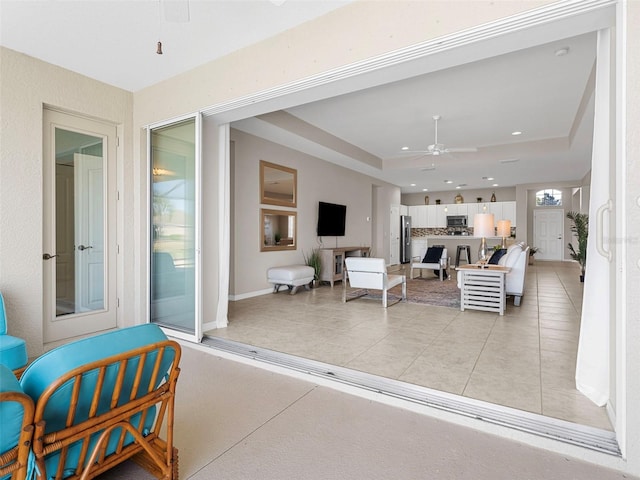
[444,147,478,153]
[394,150,433,156]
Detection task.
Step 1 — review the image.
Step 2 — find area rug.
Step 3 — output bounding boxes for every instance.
[347,275,460,309]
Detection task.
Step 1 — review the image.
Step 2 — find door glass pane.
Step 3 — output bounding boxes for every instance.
[150,119,196,334]
[54,128,105,316]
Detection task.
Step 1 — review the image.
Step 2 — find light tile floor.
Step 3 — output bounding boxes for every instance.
[207,261,611,430]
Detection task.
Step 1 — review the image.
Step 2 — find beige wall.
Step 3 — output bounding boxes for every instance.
[0,47,133,356]
[230,128,399,296]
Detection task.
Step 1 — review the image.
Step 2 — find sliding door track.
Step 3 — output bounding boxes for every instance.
[202,336,619,456]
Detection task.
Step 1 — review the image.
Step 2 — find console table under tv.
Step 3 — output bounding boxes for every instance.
[319,246,370,287]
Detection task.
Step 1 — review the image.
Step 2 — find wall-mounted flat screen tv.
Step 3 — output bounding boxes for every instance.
[317,201,346,237]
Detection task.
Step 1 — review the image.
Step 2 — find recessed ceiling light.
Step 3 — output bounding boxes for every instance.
[511,131,522,136]
[455,186,461,189]
[444,180,453,184]
[410,183,416,187]
[401,146,409,151]
[492,183,499,187]
[482,176,494,181]
[555,47,570,57]
[422,188,428,192]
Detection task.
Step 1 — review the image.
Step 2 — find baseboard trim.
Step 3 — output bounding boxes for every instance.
[229,288,272,301]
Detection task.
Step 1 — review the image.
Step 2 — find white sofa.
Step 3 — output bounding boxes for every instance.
[456,242,530,306]
[499,242,530,306]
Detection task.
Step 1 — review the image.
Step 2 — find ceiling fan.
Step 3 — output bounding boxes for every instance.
[411,115,478,157]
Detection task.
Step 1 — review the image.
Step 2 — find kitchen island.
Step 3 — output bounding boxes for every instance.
[411,236,514,265]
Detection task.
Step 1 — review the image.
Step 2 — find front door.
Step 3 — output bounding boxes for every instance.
[43,109,117,343]
[533,209,564,261]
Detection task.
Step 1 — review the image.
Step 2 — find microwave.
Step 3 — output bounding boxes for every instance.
[446,215,468,228]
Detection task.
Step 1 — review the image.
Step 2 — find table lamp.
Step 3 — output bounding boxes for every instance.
[474,213,495,263]
[496,219,511,249]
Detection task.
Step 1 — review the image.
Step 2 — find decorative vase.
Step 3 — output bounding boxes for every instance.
[435,199,441,205]
[424,195,429,205]
[477,197,482,203]
[455,194,463,204]
[490,192,496,202]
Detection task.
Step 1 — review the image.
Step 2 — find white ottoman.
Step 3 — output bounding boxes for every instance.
[267,265,315,295]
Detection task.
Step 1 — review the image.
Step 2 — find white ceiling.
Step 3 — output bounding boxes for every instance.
[1,1,600,194]
[0,0,351,92]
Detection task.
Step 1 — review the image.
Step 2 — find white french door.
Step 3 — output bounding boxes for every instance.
[43,109,117,343]
[533,209,564,261]
[148,115,202,343]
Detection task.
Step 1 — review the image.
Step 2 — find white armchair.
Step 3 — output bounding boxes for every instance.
[411,246,449,281]
[343,257,406,308]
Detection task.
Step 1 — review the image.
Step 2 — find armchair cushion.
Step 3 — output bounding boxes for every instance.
[422,246,444,264]
[488,248,507,265]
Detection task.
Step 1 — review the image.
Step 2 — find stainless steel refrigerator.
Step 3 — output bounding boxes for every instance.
[400,215,412,263]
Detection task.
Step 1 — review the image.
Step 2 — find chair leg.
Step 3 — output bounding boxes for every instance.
[514,295,522,306]
[402,278,407,301]
[383,288,388,308]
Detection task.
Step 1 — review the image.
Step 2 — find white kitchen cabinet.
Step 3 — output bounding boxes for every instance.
[426,205,437,227]
[435,205,447,227]
[449,204,468,216]
[408,206,420,226]
[466,203,479,226]
[502,201,517,227]
[408,206,428,227]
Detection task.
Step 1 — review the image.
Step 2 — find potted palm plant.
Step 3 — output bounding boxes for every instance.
[303,249,322,287]
[566,211,588,282]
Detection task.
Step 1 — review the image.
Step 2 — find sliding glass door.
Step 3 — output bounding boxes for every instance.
[148,115,201,341]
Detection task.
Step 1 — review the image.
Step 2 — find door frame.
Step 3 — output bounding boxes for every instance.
[43,108,118,343]
[196,0,625,458]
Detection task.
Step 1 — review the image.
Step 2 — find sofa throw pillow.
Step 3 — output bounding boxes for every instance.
[488,248,507,265]
[422,246,444,264]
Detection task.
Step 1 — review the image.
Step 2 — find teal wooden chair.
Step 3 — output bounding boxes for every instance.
[20,324,181,480]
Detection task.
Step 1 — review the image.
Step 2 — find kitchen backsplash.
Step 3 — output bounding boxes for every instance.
[411,227,516,237]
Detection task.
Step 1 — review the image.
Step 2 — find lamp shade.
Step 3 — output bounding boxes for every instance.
[496,219,511,238]
[474,213,495,238]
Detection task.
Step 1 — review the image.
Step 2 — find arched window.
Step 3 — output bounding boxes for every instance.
[535,189,562,206]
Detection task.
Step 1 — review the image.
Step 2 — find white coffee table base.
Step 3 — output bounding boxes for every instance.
[458,266,508,315]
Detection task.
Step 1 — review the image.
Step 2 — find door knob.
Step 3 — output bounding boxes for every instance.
[77,245,93,251]
[43,253,58,260]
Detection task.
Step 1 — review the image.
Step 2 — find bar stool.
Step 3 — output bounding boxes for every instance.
[455,245,472,267]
